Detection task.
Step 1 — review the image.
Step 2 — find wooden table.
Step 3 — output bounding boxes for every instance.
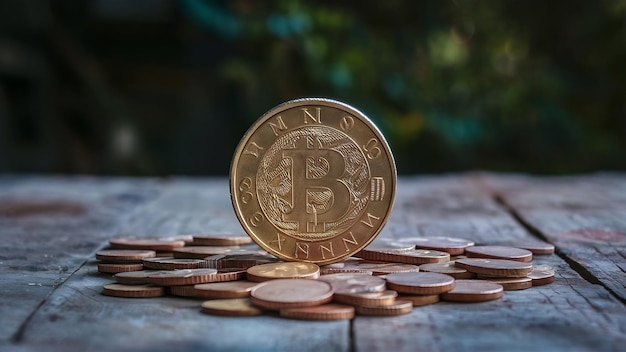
[1,173,625,351]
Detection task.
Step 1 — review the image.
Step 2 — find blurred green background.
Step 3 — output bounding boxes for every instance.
[0,0,625,175]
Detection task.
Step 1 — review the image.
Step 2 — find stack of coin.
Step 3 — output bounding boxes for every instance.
[95,249,155,273]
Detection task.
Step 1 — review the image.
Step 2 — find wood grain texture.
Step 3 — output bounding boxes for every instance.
[2,174,625,352]
[0,175,160,342]
[15,178,349,352]
[483,173,626,302]
[353,175,626,352]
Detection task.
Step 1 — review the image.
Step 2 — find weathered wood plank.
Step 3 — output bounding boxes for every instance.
[16,178,350,352]
[0,175,160,343]
[483,173,626,301]
[354,175,626,352]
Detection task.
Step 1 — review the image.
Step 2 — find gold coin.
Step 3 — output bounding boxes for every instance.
[250,279,334,310]
[280,304,355,321]
[101,283,164,298]
[200,298,264,317]
[230,98,396,264]
[246,262,320,282]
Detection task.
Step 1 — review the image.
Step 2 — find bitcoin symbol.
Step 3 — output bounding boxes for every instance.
[282,136,350,233]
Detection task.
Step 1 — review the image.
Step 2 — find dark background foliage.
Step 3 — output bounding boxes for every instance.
[1,0,624,175]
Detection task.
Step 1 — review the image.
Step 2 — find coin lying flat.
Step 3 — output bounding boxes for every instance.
[246,262,320,282]
[321,262,419,276]
[318,273,386,294]
[250,279,334,310]
[142,257,208,270]
[441,280,503,302]
[230,98,396,265]
[194,281,259,299]
[191,234,252,246]
[419,261,476,279]
[97,263,143,274]
[201,298,264,317]
[354,300,413,316]
[204,252,279,269]
[96,250,156,263]
[455,258,533,278]
[280,304,355,321]
[402,236,475,255]
[386,272,455,295]
[465,246,533,263]
[101,283,164,298]
[355,248,450,265]
[169,285,199,297]
[146,269,218,286]
[109,238,186,251]
[528,265,556,286]
[398,294,440,307]
[481,276,532,291]
[333,290,398,307]
[488,241,555,255]
[114,270,158,284]
[172,246,243,259]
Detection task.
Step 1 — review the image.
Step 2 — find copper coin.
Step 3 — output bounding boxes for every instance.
[465,246,533,263]
[528,264,555,286]
[250,279,334,310]
[204,252,279,269]
[97,263,143,274]
[354,300,413,316]
[142,257,207,270]
[172,246,243,259]
[401,236,475,255]
[246,262,320,282]
[489,241,555,255]
[109,238,186,251]
[455,258,533,278]
[194,281,259,299]
[419,261,476,279]
[441,280,504,302]
[481,276,532,290]
[211,269,247,282]
[191,234,252,246]
[230,98,397,265]
[398,294,440,307]
[359,238,415,252]
[318,273,386,294]
[146,269,218,286]
[321,262,419,276]
[114,270,158,284]
[96,250,156,262]
[356,249,450,265]
[333,290,398,307]
[281,304,355,320]
[101,283,164,298]
[200,298,264,317]
[169,285,199,297]
[386,272,455,295]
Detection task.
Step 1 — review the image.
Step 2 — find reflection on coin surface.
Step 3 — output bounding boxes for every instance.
[250,279,334,310]
[230,98,396,264]
[441,280,503,302]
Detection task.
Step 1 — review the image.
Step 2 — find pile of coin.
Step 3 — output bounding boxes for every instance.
[96,234,556,320]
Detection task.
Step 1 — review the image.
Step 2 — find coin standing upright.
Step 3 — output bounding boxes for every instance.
[230,98,396,264]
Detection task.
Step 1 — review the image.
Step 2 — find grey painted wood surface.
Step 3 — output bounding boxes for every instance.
[1,174,625,352]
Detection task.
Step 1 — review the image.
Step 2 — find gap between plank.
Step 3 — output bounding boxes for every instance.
[491,192,626,305]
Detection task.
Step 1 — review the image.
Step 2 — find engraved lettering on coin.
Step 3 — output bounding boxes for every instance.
[257,126,369,241]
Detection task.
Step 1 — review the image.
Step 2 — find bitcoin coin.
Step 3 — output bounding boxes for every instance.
[230,98,396,264]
